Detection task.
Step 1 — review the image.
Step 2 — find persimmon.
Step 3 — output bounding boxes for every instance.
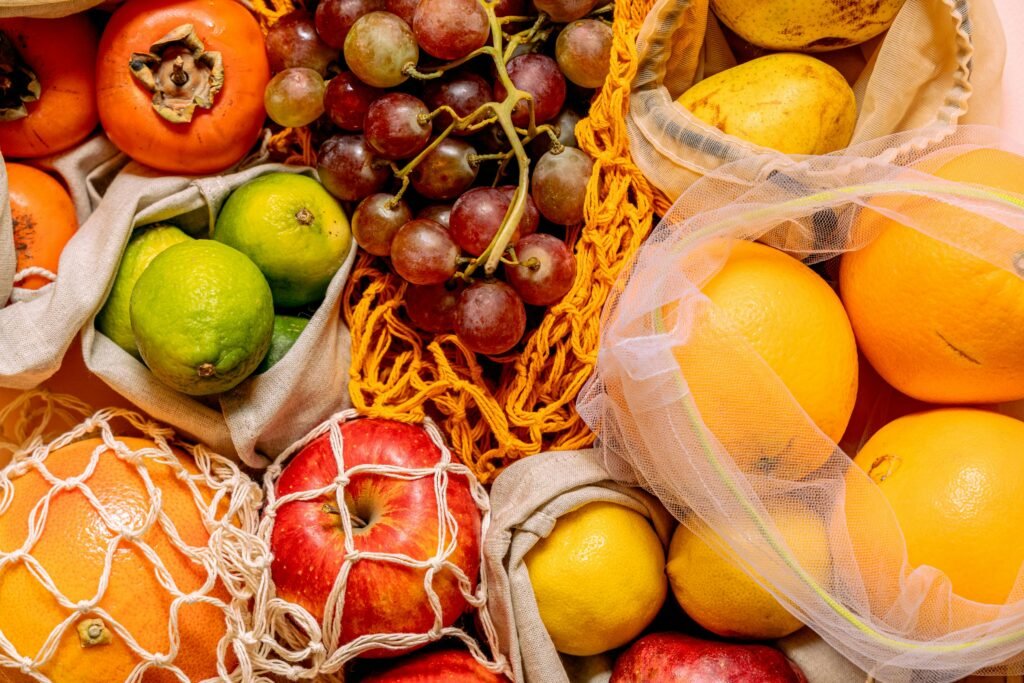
[0,16,99,159]
[96,0,270,175]
[7,162,77,291]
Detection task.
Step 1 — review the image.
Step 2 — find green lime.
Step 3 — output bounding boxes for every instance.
[255,315,310,374]
[214,173,351,308]
[129,240,274,396]
[96,225,193,357]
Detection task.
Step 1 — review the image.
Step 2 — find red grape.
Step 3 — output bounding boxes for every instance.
[417,204,453,228]
[534,0,598,22]
[364,93,432,159]
[494,54,566,126]
[391,219,460,284]
[323,72,384,131]
[531,147,593,225]
[532,107,581,155]
[507,233,576,305]
[318,135,391,201]
[264,68,326,128]
[410,138,479,200]
[352,193,412,256]
[265,11,339,75]
[497,185,539,236]
[556,19,613,89]
[449,187,515,256]
[344,11,419,88]
[315,0,386,49]
[386,0,420,24]
[405,281,462,332]
[423,71,494,136]
[494,0,525,16]
[454,280,527,355]
[413,0,490,60]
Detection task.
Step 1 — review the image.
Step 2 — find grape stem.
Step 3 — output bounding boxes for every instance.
[403,0,550,277]
[385,120,458,208]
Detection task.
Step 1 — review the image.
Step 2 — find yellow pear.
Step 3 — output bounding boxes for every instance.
[712,0,905,52]
[677,53,856,155]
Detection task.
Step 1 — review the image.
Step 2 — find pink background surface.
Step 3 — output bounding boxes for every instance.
[995,0,1023,139]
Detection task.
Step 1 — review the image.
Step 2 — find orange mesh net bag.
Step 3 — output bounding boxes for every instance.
[578,125,1024,683]
[0,407,267,681]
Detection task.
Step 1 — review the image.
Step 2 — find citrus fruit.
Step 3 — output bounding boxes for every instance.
[524,501,667,656]
[214,173,351,308]
[840,149,1024,403]
[0,437,235,682]
[255,315,309,374]
[852,408,1024,604]
[129,240,274,396]
[95,225,193,357]
[7,163,77,291]
[666,504,829,640]
[838,355,933,456]
[673,239,858,477]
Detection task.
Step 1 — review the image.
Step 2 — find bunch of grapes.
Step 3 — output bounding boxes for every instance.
[262,0,613,355]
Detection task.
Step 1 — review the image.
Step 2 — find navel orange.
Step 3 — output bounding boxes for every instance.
[840,149,1024,403]
[0,437,235,682]
[852,409,1024,605]
[673,239,859,477]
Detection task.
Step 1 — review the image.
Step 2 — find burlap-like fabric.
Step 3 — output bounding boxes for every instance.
[73,163,355,467]
[483,449,673,683]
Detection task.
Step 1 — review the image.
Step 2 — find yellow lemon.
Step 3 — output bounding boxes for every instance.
[525,501,667,656]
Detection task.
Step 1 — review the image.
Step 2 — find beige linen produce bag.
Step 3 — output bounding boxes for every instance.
[76,162,356,468]
[1,136,126,367]
[483,449,674,683]
[629,0,1006,200]
[578,126,1024,683]
[0,0,104,18]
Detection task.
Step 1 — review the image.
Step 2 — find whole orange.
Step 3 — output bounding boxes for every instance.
[852,409,1024,604]
[673,239,859,477]
[0,437,235,682]
[840,149,1024,403]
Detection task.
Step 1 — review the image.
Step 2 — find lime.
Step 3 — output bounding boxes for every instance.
[129,240,274,396]
[96,225,193,357]
[214,173,351,308]
[255,315,309,374]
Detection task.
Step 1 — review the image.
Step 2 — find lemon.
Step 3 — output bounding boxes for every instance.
[96,225,193,357]
[214,173,351,308]
[129,240,274,396]
[525,501,667,656]
[666,505,829,640]
[255,315,309,374]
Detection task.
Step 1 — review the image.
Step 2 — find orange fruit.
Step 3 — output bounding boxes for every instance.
[672,239,858,477]
[840,149,1024,404]
[0,437,235,682]
[44,335,138,414]
[7,163,77,291]
[852,408,1024,604]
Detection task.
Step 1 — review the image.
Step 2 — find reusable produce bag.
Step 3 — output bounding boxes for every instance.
[70,162,356,467]
[579,126,1024,683]
[0,135,126,367]
[629,0,1007,199]
[0,0,103,17]
[483,449,674,683]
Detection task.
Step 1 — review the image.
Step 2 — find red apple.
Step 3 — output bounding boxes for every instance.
[269,418,482,657]
[360,649,511,682]
[611,633,808,683]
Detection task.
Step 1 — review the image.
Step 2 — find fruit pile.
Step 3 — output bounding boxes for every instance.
[261,0,605,354]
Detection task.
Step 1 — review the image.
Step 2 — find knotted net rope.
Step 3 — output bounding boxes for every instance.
[246,409,510,679]
[0,408,266,682]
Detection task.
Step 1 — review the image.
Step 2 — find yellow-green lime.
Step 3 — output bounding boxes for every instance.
[255,315,309,374]
[214,173,351,308]
[129,240,274,396]
[96,225,192,357]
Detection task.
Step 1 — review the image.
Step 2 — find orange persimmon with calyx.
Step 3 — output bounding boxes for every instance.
[0,16,99,159]
[96,0,270,175]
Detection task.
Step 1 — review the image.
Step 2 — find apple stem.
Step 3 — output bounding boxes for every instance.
[321,502,368,529]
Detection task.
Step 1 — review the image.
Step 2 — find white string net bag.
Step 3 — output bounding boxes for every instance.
[578,125,1024,683]
[0,407,267,682]
[246,409,510,680]
[0,389,92,468]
